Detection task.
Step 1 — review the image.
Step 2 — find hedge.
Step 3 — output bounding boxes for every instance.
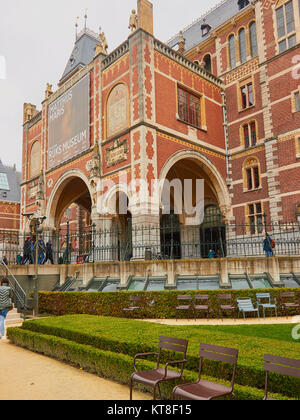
[38,288,300,319]
[7,327,292,400]
[17,315,300,399]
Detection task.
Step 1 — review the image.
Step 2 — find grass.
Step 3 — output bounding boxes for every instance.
[17,315,300,398]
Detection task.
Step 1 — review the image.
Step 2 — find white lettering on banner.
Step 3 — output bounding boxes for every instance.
[49,90,73,122]
[48,130,87,159]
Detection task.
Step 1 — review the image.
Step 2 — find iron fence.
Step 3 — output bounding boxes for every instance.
[0,219,300,265]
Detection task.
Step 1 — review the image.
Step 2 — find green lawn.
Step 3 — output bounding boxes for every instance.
[16,315,300,399]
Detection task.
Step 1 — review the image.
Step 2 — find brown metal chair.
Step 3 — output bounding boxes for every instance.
[123,296,142,316]
[130,336,189,400]
[280,292,300,316]
[218,294,236,319]
[172,343,239,401]
[176,295,193,320]
[264,354,300,400]
[194,294,210,320]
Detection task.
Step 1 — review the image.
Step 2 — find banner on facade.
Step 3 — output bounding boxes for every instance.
[47,74,90,170]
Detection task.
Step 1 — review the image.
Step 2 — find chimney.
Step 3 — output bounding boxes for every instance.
[137,0,153,35]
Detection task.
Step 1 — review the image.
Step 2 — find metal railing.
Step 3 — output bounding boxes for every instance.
[0,259,31,318]
[0,218,300,265]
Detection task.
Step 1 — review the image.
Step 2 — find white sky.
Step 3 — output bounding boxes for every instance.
[0,0,218,170]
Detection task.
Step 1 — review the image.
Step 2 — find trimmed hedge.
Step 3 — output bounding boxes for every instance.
[16,315,300,399]
[38,288,300,319]
[7,327,292,400]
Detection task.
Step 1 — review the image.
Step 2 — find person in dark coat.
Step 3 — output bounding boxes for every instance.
[263,233,274,257]
[43,242,54,265]
[22,237,33,265]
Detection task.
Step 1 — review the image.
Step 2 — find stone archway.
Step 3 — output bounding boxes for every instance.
[159,150,231,259]
[45,170,93,231]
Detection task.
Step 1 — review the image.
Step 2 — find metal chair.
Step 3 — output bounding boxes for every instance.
[237,298,260,319]
[218,294,236,319]
[280,292,300,316]
[264,354,300,400]
[176,295,193,320]
[172,343,239,400]
[123,296,142,316]
[256,293,277,318]
[130,336,189,400]
[194,294,210,320]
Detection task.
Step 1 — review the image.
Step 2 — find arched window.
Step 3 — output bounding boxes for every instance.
[239,28,247,64]
[203,54,212,73]
[243,157,261,191]
[106,84,129,138]
[228,35,236,69]
[30,141,41,178]
[249,21,258,57]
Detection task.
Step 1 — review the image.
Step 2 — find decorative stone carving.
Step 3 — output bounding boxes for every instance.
[106,84,129,137]
[88,144,101,178]
[45,83,53,99]
[178,31,186,55]
[95,32,109,57]
[23,103,38,123]
[106,139,129,167]
[129,10,138,33]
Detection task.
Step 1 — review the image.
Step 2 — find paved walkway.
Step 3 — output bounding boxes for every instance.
[142,316,297,326]
[0,334,149,400]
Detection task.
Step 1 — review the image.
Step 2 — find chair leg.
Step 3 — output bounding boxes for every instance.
[231,392,238,400]
[130,377,133,401]
[153,385,156,400]
[157,383,162,400]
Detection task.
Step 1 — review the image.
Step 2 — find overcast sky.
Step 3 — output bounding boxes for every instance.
[0,0,218,170]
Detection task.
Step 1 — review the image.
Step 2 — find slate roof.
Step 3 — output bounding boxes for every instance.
[0,159,21,203]
[60,28,100,83]
[167,0,250,51]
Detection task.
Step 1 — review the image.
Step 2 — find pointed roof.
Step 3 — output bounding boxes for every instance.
[60,28,100,84]
[167,0,250,51]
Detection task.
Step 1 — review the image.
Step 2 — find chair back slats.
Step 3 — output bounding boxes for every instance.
[177,295,192,301]
[195,294,209,300]
[201,343,238,356]
[159,336,188,354]
[218,294,232,300]
[200,350,237,365]
[199,343,238,365]
[264,354,300,379]
[264,362,300,379]
[280,292,296,298]
[237,299,255,310]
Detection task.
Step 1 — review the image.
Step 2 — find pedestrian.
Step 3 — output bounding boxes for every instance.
[208,249,216,259]
[16,254,23,265]
[38,238,46,264]
[22,237,33,265]
[2,256,8,266]
[0,277,13,339]
[263,233,274,257]
[43,242,54,265]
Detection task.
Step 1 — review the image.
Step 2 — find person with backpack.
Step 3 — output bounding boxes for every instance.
[263,233,275,257]
[43,242,54,265]
[0,277,13,339]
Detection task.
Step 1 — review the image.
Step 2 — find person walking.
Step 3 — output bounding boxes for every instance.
[38,238,46,264]
[43,242,54,265]
[2,256,8,266]
[0,277,13,339]
[22,237,33,265]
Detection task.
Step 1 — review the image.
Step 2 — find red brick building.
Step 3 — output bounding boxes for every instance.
[20,0,300,259]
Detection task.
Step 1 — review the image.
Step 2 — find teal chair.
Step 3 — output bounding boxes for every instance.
[256,293,277,318]
[237,298,260,319]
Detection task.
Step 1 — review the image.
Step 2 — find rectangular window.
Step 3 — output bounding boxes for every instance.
[253,167,260,189]
[240,83,254,109]
[276,1,296,53]
[250,122,257,146]
[178,87,201,128]
[0,173,9,190]
[295,92,300,111]
[247,168,253,190]
[244,125,250,148]
[248,202,263,235]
